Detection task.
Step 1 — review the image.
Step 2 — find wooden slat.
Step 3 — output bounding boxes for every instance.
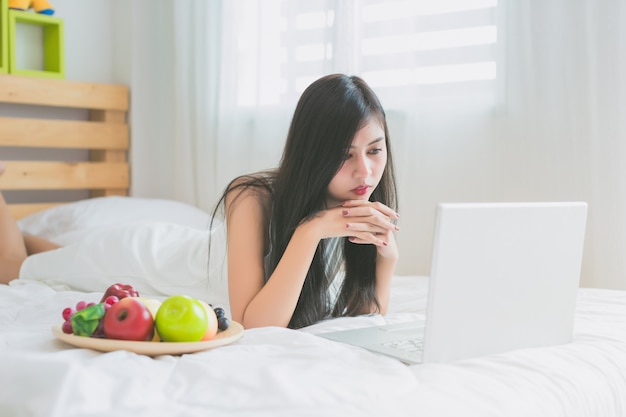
[90,109,126,123]
[0,161,129,190]
[0,74,129,111]
[89,110,128,165]
[90,150,127,162]
[89,110,129,196]
[0,117,129,150]
[8,203,63,220]
[90,189,128,198]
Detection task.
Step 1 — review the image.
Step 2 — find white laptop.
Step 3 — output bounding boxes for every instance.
[319,202,588,365]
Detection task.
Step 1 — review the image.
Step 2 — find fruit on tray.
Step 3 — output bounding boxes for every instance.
[62,299,111,336]
[70,303,106,337]
[135,297,162,341]
[60,284,231,343]
[135,297,162,318]
[199,301,219,341]
[99,283,140,303]
[155,295,209,343]
[214,307,230,331]
[103,297,155,341]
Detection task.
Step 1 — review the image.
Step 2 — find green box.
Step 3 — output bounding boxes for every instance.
[0,0,8,74]
[8,9,64,79]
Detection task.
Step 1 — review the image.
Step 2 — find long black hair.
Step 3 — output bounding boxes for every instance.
[211,74,397,328]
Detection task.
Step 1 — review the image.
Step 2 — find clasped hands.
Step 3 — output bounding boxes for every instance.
[306,200,400,257]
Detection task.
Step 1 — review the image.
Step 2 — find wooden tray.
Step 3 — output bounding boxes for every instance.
[52,321,244,356]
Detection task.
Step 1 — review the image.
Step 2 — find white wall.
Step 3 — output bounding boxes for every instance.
[23,0,116,83]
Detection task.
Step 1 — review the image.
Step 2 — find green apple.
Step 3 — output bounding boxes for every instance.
[155,295,208,342]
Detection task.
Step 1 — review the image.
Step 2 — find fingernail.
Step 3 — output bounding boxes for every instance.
[382,241,388,246]
[342,210,348,215]
[395,225,400,231]
[345,223,350,229]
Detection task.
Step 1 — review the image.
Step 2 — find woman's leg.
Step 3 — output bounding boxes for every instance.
[0,162,60,284]
[0,189,28,284]
[24,234,61,254]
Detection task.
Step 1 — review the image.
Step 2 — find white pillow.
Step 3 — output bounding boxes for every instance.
[19,221,230,311]
[18,196,213,245]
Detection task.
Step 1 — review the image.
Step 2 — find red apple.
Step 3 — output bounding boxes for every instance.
[103,297,154,341]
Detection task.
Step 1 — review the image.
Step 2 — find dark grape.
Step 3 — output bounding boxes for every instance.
[217,316,230,331]
[214,307,225,319]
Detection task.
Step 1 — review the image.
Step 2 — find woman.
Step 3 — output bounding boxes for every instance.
[214,74,399,329]
[0,74,399,330]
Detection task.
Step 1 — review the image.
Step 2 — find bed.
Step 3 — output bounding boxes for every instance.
[1,76,626,417]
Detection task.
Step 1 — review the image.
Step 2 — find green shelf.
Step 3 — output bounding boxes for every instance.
[0,0,8,74]
[8,9,64,79]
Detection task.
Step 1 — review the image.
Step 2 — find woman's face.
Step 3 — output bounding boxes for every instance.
[326,119,387,207]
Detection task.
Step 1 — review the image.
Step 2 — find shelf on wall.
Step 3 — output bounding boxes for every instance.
[0,0,8,74]
[8,9,64,79]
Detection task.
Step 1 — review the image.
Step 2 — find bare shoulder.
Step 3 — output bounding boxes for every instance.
[224,174,273,220]
[224,174,273,259]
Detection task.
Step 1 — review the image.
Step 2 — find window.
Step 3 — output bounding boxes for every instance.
[228,0,498,107]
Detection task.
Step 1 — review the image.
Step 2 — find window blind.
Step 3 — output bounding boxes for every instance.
[231,0,498,107]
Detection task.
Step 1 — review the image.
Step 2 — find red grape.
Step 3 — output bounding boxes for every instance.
[104,295,119,306]
[62,320,73,334]
[62,307,75,321]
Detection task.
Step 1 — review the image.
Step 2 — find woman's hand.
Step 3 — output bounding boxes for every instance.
[341,200,399,258]
[305,200,399,257]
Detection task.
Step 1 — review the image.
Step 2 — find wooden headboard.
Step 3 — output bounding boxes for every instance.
[0,74,130,219]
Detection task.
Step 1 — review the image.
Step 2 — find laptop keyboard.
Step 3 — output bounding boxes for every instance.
[382,338,424,354]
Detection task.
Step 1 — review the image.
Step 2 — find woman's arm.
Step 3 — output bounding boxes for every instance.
[372,233,398,315]
[226,186,324,329]
[235,220,321,328]
[227,189,399,328]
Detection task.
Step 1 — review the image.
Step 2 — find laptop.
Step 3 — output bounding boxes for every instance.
[319,202,588,365]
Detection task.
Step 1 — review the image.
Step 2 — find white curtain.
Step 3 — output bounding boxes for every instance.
[115,0,626,290]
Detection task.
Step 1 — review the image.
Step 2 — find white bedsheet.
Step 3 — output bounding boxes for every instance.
[1,276,625,417]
